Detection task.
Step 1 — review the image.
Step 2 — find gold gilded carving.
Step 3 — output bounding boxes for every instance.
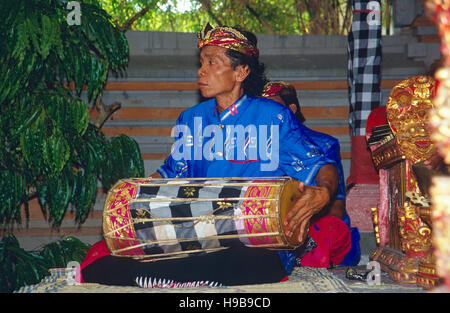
[372,140,403,170]
[398,202,432,256]
[371,201,433,286]
[371,207,381,245]
[369,74,441,289]
[386,76,437,163]
[370,247,417,284]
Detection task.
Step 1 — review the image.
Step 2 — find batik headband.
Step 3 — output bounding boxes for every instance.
[197,23,259,58]
[262,81,291,97]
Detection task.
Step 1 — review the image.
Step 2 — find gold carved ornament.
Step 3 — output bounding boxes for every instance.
[386,76,437,164]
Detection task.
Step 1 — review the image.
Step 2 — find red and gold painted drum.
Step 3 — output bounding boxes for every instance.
[102,177,303,260]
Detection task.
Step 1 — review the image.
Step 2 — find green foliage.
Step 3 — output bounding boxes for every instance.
[0,234,91,293]
[0,0,145,228]
[100,0,394,35]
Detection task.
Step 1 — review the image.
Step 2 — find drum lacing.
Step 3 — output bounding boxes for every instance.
[136,206,229,229]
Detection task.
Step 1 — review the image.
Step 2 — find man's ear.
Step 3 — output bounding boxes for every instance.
[288,103,298,114]
[235,64,250,82]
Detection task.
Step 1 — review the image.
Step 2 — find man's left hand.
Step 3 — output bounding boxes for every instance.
[283,182,331,243]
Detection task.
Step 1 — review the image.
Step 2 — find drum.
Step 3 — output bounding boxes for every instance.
[103,177,303,260]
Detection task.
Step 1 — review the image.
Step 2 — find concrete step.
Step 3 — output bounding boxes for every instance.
[108,53,425,82]
[93,88,394,109]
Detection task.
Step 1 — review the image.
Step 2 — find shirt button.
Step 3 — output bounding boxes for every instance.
[216,151,223,157]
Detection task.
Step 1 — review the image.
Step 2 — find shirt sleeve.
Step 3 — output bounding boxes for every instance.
[156,114,190,178]
[325,140,346,201]
[275,108,337,186]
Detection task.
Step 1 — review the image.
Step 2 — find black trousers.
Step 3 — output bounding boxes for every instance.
[81,242,287,287]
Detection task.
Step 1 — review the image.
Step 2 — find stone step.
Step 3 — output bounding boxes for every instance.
[93,87,394,109]
[108,53,425,81]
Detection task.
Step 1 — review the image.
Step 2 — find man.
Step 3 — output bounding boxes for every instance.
[153,25,340,242]
[80,24,350,287]
[262,81,361,266]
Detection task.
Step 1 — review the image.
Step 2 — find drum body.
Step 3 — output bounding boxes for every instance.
[103,177,302,259]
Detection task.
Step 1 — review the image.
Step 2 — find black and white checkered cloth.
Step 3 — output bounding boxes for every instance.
[129,179,252,256]
[347,0,382,136]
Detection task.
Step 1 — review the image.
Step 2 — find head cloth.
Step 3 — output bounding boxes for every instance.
[262,81,292,97]
[197,23,259,58]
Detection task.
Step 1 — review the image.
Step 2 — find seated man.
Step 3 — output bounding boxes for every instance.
[262,81,360,266]
[80,24,351,287]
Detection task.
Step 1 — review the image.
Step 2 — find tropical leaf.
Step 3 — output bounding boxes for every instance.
[0,0,144,231]
[0,234,91,292]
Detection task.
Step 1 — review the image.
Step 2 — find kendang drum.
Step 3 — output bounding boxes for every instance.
[103,177,304,260]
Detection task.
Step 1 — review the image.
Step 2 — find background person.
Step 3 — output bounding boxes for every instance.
[262,81,361,266]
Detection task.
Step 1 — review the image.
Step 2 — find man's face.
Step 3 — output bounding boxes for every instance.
[197,46,239,99]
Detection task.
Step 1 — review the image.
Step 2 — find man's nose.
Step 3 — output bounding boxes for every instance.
[198,64,206,77]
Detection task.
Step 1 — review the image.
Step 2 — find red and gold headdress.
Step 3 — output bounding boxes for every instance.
[261,81,291,97]
[197,23,259,58]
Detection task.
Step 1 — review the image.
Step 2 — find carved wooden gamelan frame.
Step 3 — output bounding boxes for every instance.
[369,0,450,291]
[369,76,440,289]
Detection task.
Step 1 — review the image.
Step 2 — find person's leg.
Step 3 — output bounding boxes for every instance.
[81,254,140,286]
[299,216,351,268]
[81,241,287,287]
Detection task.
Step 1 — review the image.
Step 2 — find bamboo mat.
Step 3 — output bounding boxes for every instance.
[16,266,352,293]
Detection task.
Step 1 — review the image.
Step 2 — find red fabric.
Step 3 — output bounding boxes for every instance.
[346,135,379,186]
[262,83,285,97]
[365,106,387,140]
[300,216,351,268]
[280,276,289,282]
[79,240,111,283]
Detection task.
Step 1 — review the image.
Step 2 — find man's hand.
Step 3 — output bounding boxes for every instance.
[283,164,338,244]
[283,182,330,243]
[150,172,162,178]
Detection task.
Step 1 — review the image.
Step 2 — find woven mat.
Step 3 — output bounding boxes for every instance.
[15,266,352,293]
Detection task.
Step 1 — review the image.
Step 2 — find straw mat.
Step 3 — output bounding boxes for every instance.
[16,266,352,293]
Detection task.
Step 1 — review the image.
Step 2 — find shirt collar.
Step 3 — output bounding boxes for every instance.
[214,94,248,122]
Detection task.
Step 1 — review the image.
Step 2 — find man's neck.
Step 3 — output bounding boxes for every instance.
[216,90,244,113]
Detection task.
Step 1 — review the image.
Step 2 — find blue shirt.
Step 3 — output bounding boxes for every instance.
[158,94,336,183]
[157,94,342,274]
[301,128,346,202]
